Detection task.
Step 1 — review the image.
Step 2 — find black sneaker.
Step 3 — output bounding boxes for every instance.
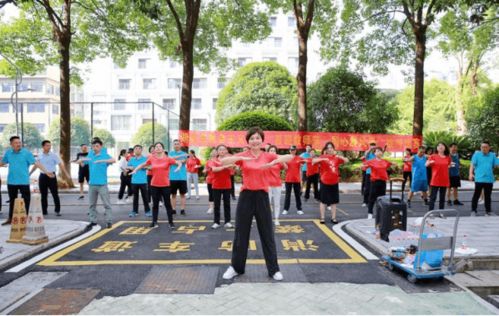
[180,209,186,216]
[86,222,97,230]
[407,200,411,208]
[78,195,84,200]
[320,219,325,224]
[172,209,177,215]
[56,212,61,217]
[331,218,339,225]
[106,223,112,229]
[150,222,159,228]
[454,200,464,206]
[424,199,429,206]
[169,222,175,229]
[447,200,452,206]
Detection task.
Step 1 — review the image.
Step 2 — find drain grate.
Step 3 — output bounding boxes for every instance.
[135,266,219,294]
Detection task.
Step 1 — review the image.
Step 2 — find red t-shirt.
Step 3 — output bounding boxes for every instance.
[268,163,284,187]
[145,155,177,187]
[235,151,278,192]
[319,155,345,185]
[366,159,392,181]
[306,158,319,177]
[403,154,412,172]
[429,154,451,187]
[285,155,304,183]
[211,159,232,189]
[205,160,215,184]
[186,157,201,173]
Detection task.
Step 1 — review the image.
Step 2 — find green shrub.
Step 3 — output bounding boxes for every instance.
[217,111,293,132]
[423,131,474,159]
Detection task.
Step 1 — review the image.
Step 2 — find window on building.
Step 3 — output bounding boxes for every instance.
[1,82,13,92]
[142,118,156,124]
[138,58,148,69]
[52,104,59,115]
[138,99,152,111]
[118,79,131,90]
[288,57,299,68]
[113,99,126,110]
[217,78,226,89]
[0,124,6,133]
[0,103,9,113]
[111,115,131,130]
[270,16,277,27]
[212,98,218,110]
[168,118,179,130]
[143,78,156,90]
[169,60,177,68]
[192,98,202,110]
[27,103,45,112]
[193,78,207,89]
[288,16,296,27]
[263,57,277,62]
[237,57,251,67]
[163,98,176,110]
[192,118,207,131]
[30,81,44,92]
[168,78,181,89]
[46,84,55,95]
[273,37,282,47]
[34,123,45,133]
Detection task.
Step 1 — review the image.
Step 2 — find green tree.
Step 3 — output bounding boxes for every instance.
[307,67,398,133]
[93,129,116,148]
[216,62,297,126]
[47,117,90,147]
[129,0,271,132]
[218,111,293,132]
[262,0,338,131]
[132,122,169,150]
[390,79,456,134]
[1,123,43,150]
[466,85,499,150]
[338,0,457,137]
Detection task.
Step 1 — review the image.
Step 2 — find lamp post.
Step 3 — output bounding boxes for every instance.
[11,88,33,145]
[0,53,21,136]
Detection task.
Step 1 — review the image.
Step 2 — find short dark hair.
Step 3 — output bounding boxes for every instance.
[482,141,490,146]
[41,140,51,146]
[91,138,103,146]
[449,143,457,147]
[80,143,87,147]
[267,145,278,152]
[246,127,264,143]
[418,145,426,150]
[173,139,180,144]
[369,142,377,146]
[9,136,20,143]
[134,144,142,149]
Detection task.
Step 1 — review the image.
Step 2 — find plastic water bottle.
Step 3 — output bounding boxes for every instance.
[461,234,468,249]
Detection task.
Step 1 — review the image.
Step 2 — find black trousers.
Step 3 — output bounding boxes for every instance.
[402,171,412,193]
[207,183,214,202]
[214,188,231,224]
[232,190,279,276]
[132,184,150,213]
[118,172,132,199]
[230,175,236,198]
[471,182,493,213]
[151,186,173,224]
[284,182,302,211]
[361,170,366,196]
[363,174,371,204]
[304,174,319,200]
[8,185,30,219]
[429,186,447,211]
[368,180,386,214]
[39,173,60,214]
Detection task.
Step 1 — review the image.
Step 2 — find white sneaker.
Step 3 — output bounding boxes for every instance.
[117,199,125,205]
[224,222,233,228]
[207,208,213,214]
[327,206,331,211]
[275,220,280,226]
[159,201,164,207]
[125,197,131,203]
[223,266,238,280]
[478,199,484,205]
[361,203,367,207]
[272,271,283,281]
[211,223,220,229]
[282,210,288,215]
[297,210,304,215]
[367,213,373,219]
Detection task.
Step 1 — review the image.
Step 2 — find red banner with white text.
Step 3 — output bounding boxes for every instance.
[178,130,423,152]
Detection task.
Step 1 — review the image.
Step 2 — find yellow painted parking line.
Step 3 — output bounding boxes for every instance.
[38,219,366,266]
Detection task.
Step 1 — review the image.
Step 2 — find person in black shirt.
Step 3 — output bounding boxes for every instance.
[74,144,90,200]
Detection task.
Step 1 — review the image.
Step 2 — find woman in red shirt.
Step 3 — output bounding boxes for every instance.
[402,148,413,193]
[426,142,452,211]
[304,149,320,201]
[267,145,285,226]
[131,142,181,228]
[364,147,393,219]
[313,142,349,224]
[203,149,217,215]
[283,145,305,215]
[210,144,235,229]
[186,150,201,200]
[220,127,293,281]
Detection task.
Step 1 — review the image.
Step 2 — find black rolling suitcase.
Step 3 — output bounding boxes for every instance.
[375,179,407,242]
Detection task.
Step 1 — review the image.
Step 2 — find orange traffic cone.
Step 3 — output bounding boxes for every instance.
[22,193,48,245]
[7,198,27,243]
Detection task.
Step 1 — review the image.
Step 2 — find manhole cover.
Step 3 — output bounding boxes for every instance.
[11,288,99,315]
[135,266,219,294]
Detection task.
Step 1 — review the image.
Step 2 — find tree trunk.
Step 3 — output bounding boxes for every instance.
[455,78,467,135]
[297,34,308,131]
[412,30,426,137]
[58,39,74,188]
[179,43,194,132]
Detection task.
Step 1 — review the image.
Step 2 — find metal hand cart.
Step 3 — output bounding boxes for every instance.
[381,209,459,283]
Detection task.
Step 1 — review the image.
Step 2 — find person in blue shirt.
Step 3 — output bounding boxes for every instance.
[29,140,71,216]
[169,139,188,216]
[127,145,151,218]
[447,143,463,206]
[300,144,312,193]
[0,136,54,225]
[362,142,377,209]
[470,141,499,216]
[79,138,115,229]
[407,146,429,209]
